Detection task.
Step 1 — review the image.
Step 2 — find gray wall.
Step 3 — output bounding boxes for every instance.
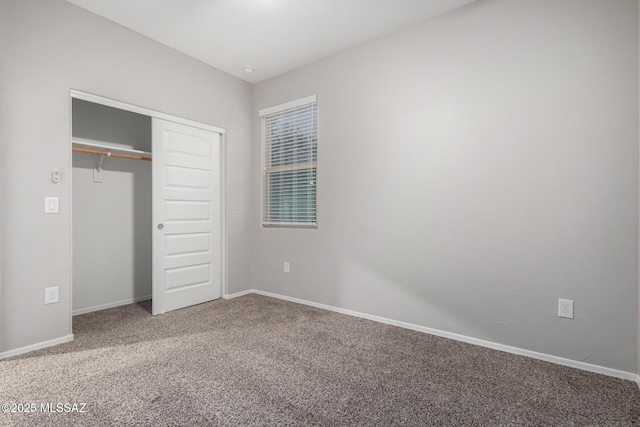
[252,0,639,372]
[0,0,252,353]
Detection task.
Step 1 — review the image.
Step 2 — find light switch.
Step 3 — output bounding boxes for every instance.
[44,197,59,214]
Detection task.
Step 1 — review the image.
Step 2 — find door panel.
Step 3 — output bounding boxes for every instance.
[165,233,211,257]
[165,201,211,222]
[165,263,211,291]
[165,165,212,189]
[152,118,221,314]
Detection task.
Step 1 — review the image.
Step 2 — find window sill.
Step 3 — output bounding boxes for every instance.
[262,222,317,230]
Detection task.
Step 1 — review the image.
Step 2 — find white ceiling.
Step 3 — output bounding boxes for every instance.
[66,0,476,84]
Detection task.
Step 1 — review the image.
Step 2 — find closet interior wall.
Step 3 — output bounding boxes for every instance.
[72,99,152,314]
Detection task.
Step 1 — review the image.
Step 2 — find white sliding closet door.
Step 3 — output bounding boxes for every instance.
[152,118,222,315]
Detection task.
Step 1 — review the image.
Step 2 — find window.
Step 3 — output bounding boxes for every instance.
[260,95,317,228]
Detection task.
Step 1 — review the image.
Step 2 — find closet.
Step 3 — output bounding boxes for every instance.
[71,92,224,318]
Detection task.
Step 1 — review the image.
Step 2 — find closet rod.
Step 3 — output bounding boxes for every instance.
[72,147,152,161]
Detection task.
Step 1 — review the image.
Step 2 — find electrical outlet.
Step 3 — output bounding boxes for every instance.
[558,299,573,319]
[45,286,59,305]
[284,262,290,273]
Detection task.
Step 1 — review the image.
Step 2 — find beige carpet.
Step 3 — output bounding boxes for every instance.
[1,294,639,426]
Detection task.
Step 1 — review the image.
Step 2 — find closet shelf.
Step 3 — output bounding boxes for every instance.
[72,138,152,161]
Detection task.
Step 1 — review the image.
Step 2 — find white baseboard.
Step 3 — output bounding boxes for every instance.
[223,289,254,300]
[72,295,151,316]
[250,289,638,383]
[0,334,74,360]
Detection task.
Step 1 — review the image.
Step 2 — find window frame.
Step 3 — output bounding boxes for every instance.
[260,95,318,229]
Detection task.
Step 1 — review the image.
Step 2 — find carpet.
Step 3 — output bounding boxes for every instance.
[1,294,639,426]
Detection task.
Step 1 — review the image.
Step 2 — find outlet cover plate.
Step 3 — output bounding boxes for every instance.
[558,298,574,319]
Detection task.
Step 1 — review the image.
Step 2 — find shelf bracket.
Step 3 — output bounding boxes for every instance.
[97,151,112,172]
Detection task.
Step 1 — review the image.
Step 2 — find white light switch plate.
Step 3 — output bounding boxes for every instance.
[44,197,59,214]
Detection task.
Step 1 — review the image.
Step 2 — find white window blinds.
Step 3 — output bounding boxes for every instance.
[260,95,317,227]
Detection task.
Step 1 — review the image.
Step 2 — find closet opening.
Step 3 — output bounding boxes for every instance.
[72,99,153,315]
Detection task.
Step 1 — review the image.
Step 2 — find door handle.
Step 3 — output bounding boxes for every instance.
[157,224,164,230]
